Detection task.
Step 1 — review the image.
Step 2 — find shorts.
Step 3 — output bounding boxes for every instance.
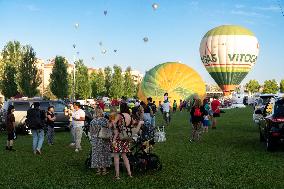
[213,113,220,117]
[7,132,15,140]
[203,120,210,127]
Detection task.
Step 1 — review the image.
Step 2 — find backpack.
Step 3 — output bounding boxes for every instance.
[194,107,202,117]
[26,108,44,130]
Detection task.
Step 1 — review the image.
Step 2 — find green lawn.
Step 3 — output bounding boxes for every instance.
[1,107,284,189]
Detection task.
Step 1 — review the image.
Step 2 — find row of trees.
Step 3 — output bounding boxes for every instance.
[49,57,138,100]
[245,79,284,94]
[0,41,41,98]
[0,40,139,100]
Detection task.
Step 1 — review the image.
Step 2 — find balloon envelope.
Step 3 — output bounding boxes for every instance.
[143,37,149,42]
[152,3,158,10]
[104,10,107,16]
[74,23,79,29]
[138,62,206,104]
[199,25,259,96]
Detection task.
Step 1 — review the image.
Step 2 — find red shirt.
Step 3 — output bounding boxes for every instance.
[98,101,105,111]
[211,99,221,113]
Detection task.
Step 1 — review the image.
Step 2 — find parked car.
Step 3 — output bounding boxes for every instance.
[2,99,70,133]
[257,97,284,151]
[253,94,277,125]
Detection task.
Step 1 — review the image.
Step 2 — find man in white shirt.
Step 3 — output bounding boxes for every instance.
[162,98,171,125]
[72,102,85,152]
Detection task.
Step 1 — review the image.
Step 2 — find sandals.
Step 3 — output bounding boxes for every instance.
[96,170,101,175]
[101,169,109,176]
[113,176,121,180]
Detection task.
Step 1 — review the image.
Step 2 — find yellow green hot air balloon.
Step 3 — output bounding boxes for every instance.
[138,62,206,104]
[199,25,260,96]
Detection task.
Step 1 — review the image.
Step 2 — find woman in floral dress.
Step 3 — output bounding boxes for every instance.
[111,103,133,179]
[90,107,112,175]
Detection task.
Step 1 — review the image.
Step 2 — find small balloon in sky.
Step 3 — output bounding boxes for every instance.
[104,10,107,16]
[143,37,149,42]
[152,3,159,10]
[99,41,103,46]
[74,23,79,29]
[101,49,107,54]
[114,49,117,53]
[76,51,80,55]
[92,57,95,61]
[73,44,76,48]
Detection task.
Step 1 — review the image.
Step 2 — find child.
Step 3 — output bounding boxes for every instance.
[203,111,210,133]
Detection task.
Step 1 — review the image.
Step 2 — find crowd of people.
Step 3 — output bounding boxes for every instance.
[2,93,221,179]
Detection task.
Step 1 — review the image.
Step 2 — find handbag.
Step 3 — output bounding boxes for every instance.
[97,127,112,139]
[154,126,166,143]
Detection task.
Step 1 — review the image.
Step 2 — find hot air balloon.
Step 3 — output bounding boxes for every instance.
[99,41,103,46]
[143,37,149,42]
[73,44,76,48]
[101,49,107,54]
[152,3,158,10]
[74,23,79,29]
[104,10,107,16]
[92,57,95,61]
[114,49,117,53]
[199,25,259,96]
[138,62,206,104]
[76,51,80,55]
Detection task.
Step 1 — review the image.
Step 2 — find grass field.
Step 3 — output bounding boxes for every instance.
[1,107,284,189]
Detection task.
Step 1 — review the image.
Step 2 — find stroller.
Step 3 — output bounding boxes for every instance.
[84,120,162,173]
[126,121,162,173]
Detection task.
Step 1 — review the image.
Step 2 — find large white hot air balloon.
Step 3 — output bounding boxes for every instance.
[199,25,260,96]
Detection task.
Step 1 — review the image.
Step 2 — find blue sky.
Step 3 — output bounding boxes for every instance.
[0,0,283,85]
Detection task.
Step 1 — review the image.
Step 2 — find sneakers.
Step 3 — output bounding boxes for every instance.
[36,149,42,155]
[69,143,75,147]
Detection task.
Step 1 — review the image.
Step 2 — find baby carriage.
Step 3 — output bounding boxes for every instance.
[84,120,162,172]
[126,121,162,173]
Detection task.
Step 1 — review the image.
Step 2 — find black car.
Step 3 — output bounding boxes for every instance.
[258,98,284,151]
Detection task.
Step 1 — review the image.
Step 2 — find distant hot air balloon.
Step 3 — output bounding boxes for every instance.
[92,57,95,61]
[73,44,76,48]
[104,10,107,16]
[114,49,117,53]
[143,37,149,42]
[101,49,107,54]
[99,41,103,46]
[76,51,80,55]
[199,25,259,96]
[74,23,79,29]
[152,3,159,10]
[138,62,206,104]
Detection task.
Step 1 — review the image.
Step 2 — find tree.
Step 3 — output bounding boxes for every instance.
[109,65,124,98]
[0,41,23,97]
[75,59,91,99]
[104,66,112,97]
[43,85,56,100]
[135,82,141,97]
[245,80,260,94]
[280,80,284,93]
[17,45,41,97]
[0,64,18,98]
[262,79,279,94]
[123,67,135,98]
[91,69,106,98]
[50,56,69,99]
